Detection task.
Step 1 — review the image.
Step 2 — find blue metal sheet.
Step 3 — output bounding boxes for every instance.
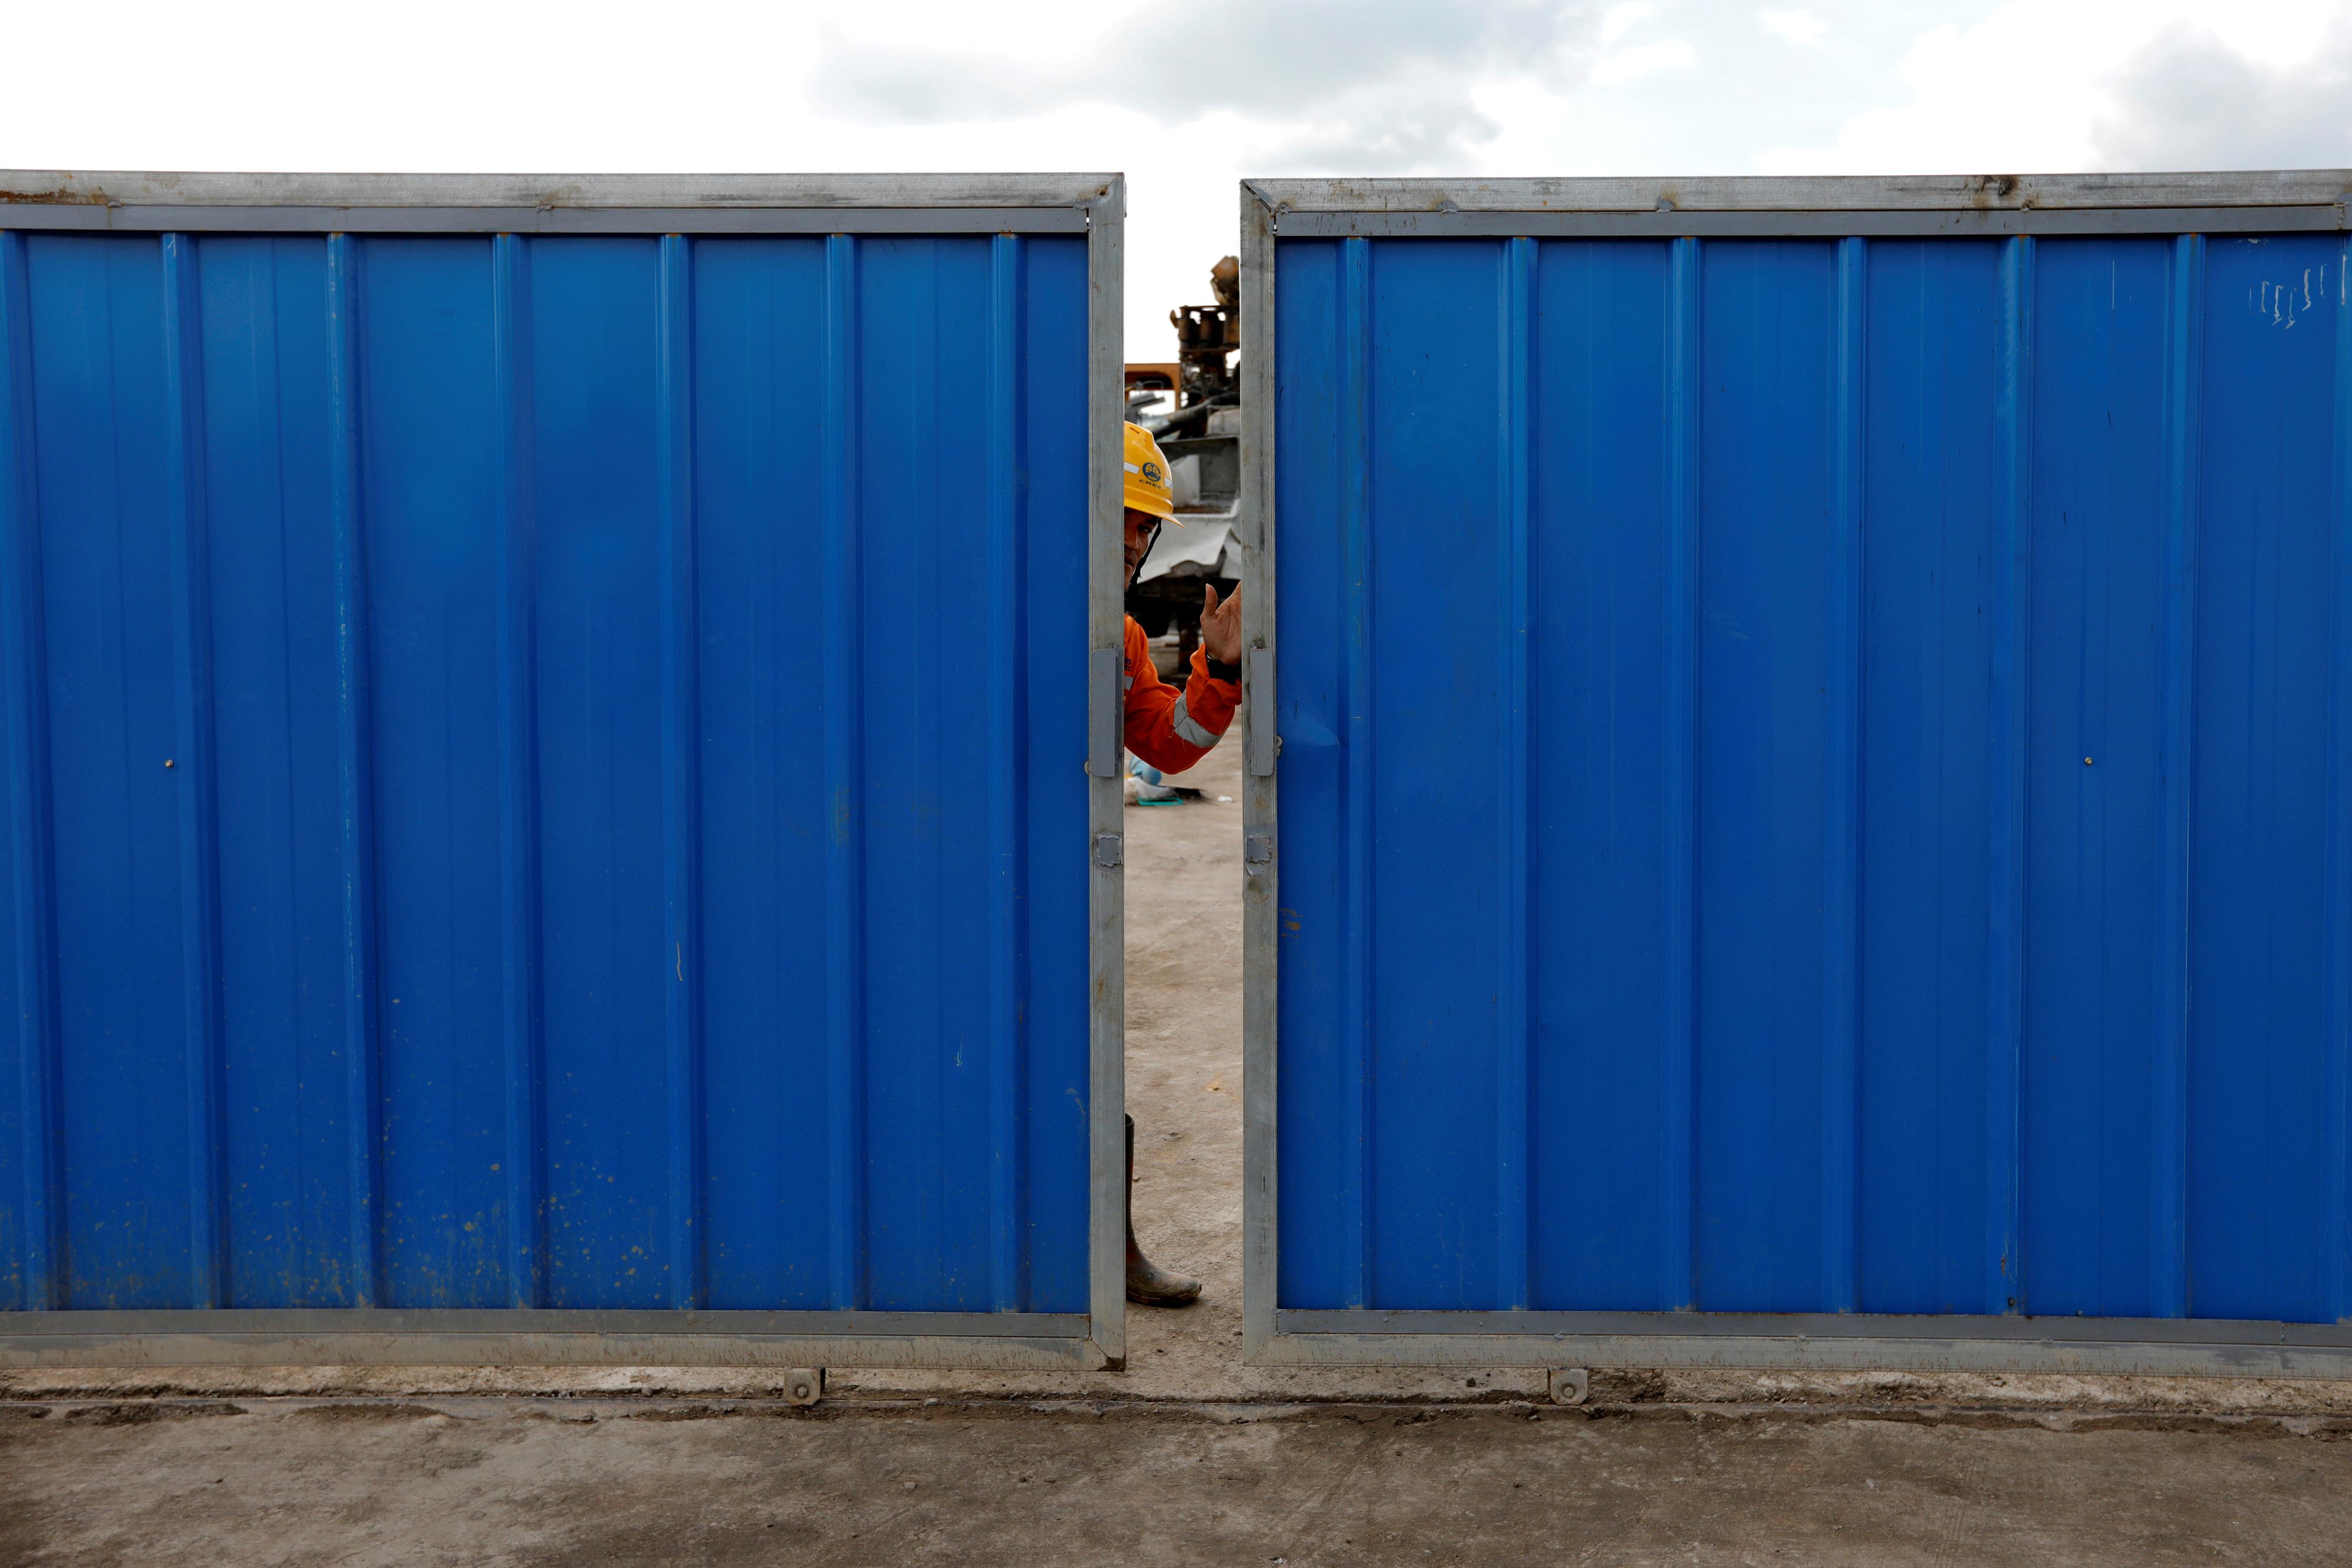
[1271,228,2352,1329]
[0,226,1093,1322]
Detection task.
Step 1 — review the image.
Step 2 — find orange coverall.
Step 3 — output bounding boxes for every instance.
[1122,614,1240,773]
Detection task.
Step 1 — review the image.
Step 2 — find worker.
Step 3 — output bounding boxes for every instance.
[1118,420,1241,1307]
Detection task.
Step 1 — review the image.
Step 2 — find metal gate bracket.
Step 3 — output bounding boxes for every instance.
[1245,646,1276,775]
[1245,833,1274,877]
[1548,1368,1589,1407]
[785,1368,826,1407]
[1091,647,1125,777]
[1094,833,1124,870]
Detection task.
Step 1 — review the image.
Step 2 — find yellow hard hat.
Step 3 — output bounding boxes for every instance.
[1123,421,1178,521]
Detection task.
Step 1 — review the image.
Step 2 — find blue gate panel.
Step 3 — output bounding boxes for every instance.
[358,236,509,1310]
[1855,239,2004,1316]
[2186,238,2341,1322]
[2022,237,2176,1319]
[0,226,1091,1317]
[1362,240,1512,1309]
[28,236,195,1310]
[1528,238,1678,1313]
[693,237,835,1309]
[1268,235,1352,1306]
[202,237,358,1310]
[1274,229,2352,1326]
[1692,240,1839,1313]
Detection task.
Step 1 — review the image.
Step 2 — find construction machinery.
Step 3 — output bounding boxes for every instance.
[1124,255,1241,680]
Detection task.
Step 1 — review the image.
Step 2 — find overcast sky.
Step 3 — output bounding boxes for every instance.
[7,0,2350,357]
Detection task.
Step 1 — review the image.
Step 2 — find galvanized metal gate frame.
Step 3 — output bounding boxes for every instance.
[0,172,1131,1370]
[1238,171,2352,1378]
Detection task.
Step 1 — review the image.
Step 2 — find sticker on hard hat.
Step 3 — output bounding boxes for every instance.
[1141,461,1165,487]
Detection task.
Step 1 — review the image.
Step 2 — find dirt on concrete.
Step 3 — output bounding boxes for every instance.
[12,738,2352,1563]
[5,1396,2352,1567]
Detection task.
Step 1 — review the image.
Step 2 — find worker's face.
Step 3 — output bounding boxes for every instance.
[1124,508,1161,581]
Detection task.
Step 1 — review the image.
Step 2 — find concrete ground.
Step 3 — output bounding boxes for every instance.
[9,738,2352,1563]
[8,1398,2352,1567]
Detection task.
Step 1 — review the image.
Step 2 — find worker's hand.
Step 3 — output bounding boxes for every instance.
[1201,584,1244,669]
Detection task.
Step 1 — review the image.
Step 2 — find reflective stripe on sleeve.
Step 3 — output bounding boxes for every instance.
[1170,693,1221,750]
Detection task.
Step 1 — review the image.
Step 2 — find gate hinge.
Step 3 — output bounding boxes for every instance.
[1245,646,1276,776]
[1244,833,1273,876]
[1094,833,1124,870]
[1090,647,1125,778]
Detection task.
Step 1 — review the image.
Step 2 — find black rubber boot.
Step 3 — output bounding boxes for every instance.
[1125,1113,1202,1306]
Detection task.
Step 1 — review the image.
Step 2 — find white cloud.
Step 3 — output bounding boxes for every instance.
[5,0,2349,357]
[1591,39,1700,85]
[1755,4,2127,173]
[813,0,1595,143]
[1589,0,1695,85]
[1754,0,2352,175]
[1759,8,1829,45]
[1600,1,1657,44]
[2094,16,2352,168]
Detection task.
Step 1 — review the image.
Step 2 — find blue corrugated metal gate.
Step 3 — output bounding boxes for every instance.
[0,173,1128,1369]
[1242,175,2352,1375]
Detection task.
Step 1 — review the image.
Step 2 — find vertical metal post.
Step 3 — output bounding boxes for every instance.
[985,233,1029,1313]
[324,233,381,1307]
[656,234,705,1311]
[2326,238,2352,1326]
[1085,185,1129,1365]
[2151,232,2204,1320]
[1662,235,1701,1312]
[822,232,868,1314]
[0,229,62,1312]
[492,232,545,1310]
[1338,235,1375,1309]
[1495,235,1534,1310]
[1822,236,1867,1315]
[1239,183,1282,1361]
[1987,235,2034,1315]
[162,233,228,1309]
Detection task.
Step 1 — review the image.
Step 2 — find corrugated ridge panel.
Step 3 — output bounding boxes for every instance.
[0,220,1100,1342]
[1261,200,2352,1359]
